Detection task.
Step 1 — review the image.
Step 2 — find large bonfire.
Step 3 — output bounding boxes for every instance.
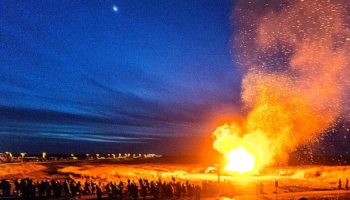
[213,0,350,174]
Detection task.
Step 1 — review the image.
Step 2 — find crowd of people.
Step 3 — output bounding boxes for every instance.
[3,176,350,199]
[0,177,202,199]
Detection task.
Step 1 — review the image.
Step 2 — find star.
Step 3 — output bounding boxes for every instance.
[112,5,118,13]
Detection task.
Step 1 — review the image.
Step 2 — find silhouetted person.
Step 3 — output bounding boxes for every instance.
[129,182,138,200]
[150,181,159,200]
[96,184,103,200]
[63,180,71,196]
[195,185,201,200]
[14,179,21,196]
[339,179,342,190]
[28,180,36,200]
[91,182,96,194]
[1,179,11,197]
[118,181,124,200]
[84,180,91,194]
[54,180,62,198]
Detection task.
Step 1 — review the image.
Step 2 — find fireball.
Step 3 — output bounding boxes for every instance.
[212,123,272,175]
[225,146,255,174]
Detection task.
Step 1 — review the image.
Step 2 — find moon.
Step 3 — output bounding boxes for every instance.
[112,5,118,12]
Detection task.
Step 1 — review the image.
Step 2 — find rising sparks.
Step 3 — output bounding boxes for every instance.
[213,0,350,174]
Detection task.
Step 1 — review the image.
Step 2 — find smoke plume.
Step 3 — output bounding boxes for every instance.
[213,0,350,171]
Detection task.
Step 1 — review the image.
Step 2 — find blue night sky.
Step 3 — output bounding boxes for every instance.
[0,0,241,154]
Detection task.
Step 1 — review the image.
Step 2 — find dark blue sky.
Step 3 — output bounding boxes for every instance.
[0,0,241,154]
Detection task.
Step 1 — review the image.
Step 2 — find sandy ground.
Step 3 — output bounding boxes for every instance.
[1,160,350,199]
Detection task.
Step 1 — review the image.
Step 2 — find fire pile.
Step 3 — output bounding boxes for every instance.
[213,0,350,174]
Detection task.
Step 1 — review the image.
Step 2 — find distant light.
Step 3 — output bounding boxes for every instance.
[112,5,118,12]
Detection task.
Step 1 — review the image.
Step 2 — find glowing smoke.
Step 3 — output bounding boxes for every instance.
[213,0,350,172]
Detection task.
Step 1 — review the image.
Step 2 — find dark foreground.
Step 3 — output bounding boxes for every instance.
[2,160,350,199]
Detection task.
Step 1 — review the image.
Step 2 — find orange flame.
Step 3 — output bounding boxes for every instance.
[213,0,350,174]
